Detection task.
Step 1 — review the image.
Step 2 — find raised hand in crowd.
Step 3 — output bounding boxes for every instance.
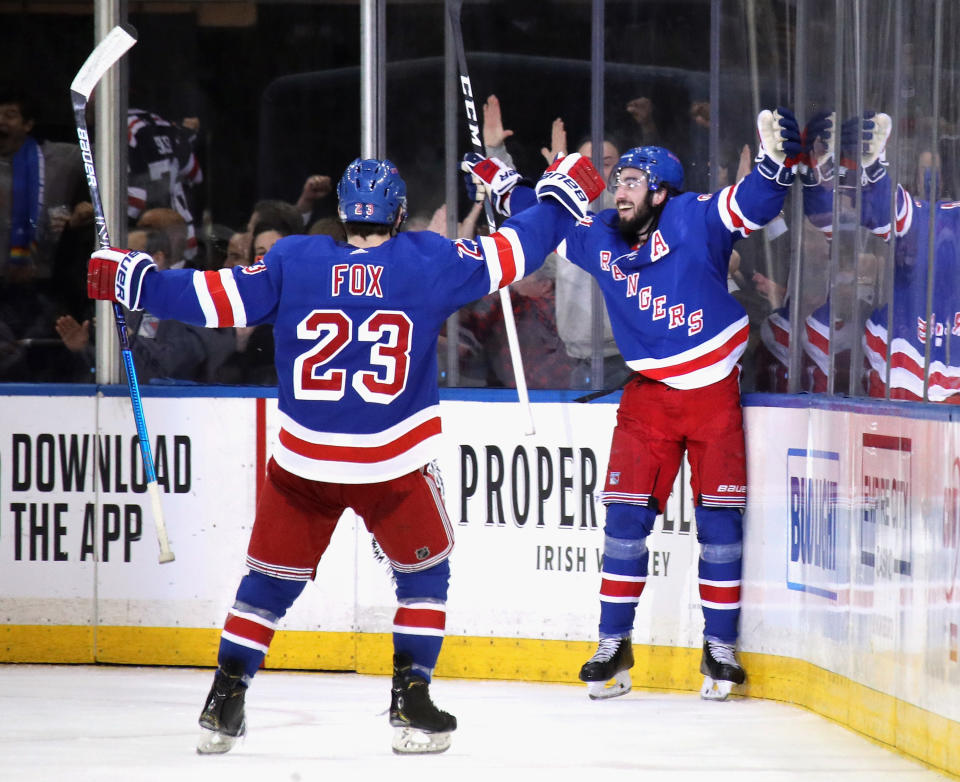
[540,117,567,166]
[689,100,710,129]
[295,174,333,218]
[482,94,514,150]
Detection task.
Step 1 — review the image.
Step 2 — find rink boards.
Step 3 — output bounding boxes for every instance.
[0,387,959,775]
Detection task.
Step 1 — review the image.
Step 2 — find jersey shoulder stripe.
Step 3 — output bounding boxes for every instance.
[897,185,914,236]
[194,268,247,327]
[479,225,525,292]
[717,182,764,237]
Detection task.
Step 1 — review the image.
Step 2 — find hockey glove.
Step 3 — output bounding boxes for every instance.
[839,112,891,185]
[88,248,157,311]
[799,111,836,187]
[460,153,522,217]
[534,153,606,220]
[756,107,804,186]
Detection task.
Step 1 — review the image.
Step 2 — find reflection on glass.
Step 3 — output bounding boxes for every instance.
[0,0,957,400]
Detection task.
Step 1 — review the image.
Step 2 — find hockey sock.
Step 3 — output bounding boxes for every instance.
[393,561,450,681]
[696,507,743,644]
[218,570,307,679]
[598,503,656,638]
[598,535,648,637]
[392,600,446,682]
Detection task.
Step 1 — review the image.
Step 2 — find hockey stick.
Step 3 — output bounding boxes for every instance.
[71,24,175,564]
[448,0,535,435]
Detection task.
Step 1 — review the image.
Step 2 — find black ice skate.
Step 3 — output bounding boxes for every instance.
[389,653,457,754]
[197,662,248,754]
[579,637,634,700]
[700,639,746,701]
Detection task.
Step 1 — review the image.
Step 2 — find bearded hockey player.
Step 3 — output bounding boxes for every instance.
[86,155,604,754]
[465,108,803,701]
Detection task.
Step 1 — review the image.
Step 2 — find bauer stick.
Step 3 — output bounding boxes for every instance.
[448,0,535,435]
[71,24,175,564]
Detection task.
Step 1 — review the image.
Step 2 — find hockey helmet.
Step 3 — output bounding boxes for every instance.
[337,158,408,226]
[609,146,684,193]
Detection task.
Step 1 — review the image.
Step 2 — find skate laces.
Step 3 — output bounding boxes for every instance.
[589,637,623,663]
[706,640,738,666]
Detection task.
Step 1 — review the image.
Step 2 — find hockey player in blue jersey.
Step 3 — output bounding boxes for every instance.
[766,110,960,403]
[847,115,960,402]
[861,182,960,402]
[465,107,803,701]
[87,156,605,754]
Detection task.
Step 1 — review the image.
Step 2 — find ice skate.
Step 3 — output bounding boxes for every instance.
[699,639,745,701]
[389,653,457,754]
[197,663,248,754]
[579,637,634,700]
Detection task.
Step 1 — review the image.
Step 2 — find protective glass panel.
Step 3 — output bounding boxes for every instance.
[1,10,97,382]
[594,1,716,392]
[715,0,796,394]
[441,0,596,390]
[1,0,957,402]
[872,0,960,403]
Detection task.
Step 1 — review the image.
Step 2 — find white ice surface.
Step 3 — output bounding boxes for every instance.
[0,664,949,782]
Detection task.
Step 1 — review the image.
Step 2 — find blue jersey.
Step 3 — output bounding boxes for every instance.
[137,201,568,482]
[861,181,960,401]
[530,168,789,389]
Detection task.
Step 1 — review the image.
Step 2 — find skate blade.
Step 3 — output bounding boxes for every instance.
[392,726,452,754]
[700,676,734,701]
[586,670,632,700]
[197,728,242,754]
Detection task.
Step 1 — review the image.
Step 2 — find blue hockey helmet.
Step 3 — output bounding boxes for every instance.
[609,146,685,193]
[337,158,408,226]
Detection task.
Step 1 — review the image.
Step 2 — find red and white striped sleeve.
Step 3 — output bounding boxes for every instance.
[477,225,527,292]
[192,268,248,327]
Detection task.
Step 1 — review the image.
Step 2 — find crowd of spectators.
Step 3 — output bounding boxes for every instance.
[1,79,957,402]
